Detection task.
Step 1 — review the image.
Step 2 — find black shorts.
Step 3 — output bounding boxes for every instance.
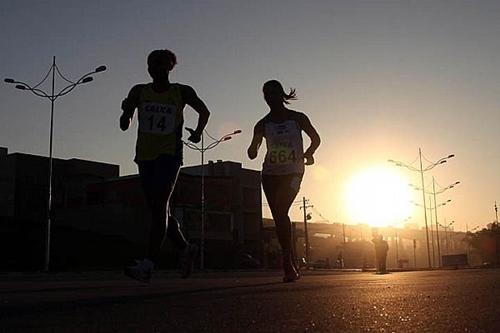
[137,154,181,197]
[261,173,303,205]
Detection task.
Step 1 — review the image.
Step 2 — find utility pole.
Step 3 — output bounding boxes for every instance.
[495,201,498,224]
[301,197,313,263]
[495,202,499,266]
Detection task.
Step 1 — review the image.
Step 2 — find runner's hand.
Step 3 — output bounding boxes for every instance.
[119,114,130,131]
[304,152,315,166]
[247,146,258,160]
[185,127,202,143]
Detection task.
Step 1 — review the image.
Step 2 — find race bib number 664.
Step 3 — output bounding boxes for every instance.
[269,143,297,165]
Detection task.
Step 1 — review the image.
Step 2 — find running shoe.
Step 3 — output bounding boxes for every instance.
[124,259,153,283]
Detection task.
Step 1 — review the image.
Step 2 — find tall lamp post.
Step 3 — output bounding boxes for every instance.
[439,220,455,254]
[410,179,459,267]
[389,149,455,268]
[4,57,106,271]
[183,129,241,270]
[411,198,451,267]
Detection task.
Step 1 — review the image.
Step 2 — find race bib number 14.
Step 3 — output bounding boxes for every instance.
[139,102,177,135]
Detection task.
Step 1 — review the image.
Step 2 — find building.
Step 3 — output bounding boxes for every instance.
[69,161,263,268]
[0,148,262,270]
[181,160,263,266]
[0,147,120,270]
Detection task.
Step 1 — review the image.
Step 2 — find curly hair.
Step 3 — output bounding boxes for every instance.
[147,49,177,70]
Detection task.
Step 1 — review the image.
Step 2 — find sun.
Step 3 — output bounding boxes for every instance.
[344,166,414,227]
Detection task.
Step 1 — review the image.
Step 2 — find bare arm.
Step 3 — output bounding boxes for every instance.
[119,85,142,131]
[298,113,321,165]
[182,86,210,143]
[247,121,264,160]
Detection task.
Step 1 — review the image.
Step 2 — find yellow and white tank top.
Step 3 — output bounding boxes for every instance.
[262,120,304,175]
[135,83,185,161]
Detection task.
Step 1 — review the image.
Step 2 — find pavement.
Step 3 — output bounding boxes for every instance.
[1,268,499,332]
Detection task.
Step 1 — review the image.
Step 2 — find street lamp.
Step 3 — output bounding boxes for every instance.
[431,179,458,267]
[439,220,455,254]
[183,129,241,270]
[410,179,459,267]
[4,57,106,271]
[411,198,451,267]
[389,149,455,268]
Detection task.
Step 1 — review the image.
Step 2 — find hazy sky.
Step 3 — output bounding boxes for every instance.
[1,1,499,230]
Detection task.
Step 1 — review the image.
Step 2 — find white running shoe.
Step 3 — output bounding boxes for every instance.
[124,259,153,283]
[181,244,198,279]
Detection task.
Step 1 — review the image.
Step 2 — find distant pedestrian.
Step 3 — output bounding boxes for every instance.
[337,250,344,268]
[120,49,210,282]
[372,234,389,273]
[248,80,321,282]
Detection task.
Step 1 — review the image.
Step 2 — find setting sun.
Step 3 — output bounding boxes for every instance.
[344,166,414,227]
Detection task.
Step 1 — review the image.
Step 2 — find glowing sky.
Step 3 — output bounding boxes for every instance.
[1,1,499,230]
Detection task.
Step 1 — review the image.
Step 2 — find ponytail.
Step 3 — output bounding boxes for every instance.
[283,88,297,104]
[263,80,298,105]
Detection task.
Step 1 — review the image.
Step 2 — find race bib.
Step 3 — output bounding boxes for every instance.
[268,142,298,165]
[265,121,302,166]
[138,102,177,135]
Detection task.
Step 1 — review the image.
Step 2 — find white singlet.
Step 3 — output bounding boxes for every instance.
[262,120,304,175]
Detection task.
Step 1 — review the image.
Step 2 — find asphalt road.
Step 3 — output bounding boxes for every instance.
[1,269,499,332]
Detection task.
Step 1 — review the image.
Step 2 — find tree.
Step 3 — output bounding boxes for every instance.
[464,222,500,267]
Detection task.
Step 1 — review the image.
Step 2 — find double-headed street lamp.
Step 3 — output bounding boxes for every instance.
[389,149,455,268]
[183,129,241,270]
[411,198,451,267]
[4,57,106,271]
[410,179,459,267]
[439,220,455,254]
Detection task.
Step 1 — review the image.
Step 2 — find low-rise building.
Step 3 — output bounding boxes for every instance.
[0,148,262,270]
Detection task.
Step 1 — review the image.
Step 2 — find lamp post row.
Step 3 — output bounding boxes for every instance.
[388,148,456,269]
[410,177,459,267]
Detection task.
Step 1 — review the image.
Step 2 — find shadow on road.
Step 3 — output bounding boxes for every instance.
[1,279,285,319]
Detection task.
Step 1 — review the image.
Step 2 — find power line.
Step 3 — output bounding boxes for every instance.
[312,206,329,222]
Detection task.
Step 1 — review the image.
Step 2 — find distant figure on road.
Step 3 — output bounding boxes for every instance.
[336,250,344,268]
[119,49,210,282]
[372,234,389,273]
[248,80,321,282]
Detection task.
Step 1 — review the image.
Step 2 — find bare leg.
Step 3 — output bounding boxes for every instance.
[263,174,302,280]
[167,212,188,251]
